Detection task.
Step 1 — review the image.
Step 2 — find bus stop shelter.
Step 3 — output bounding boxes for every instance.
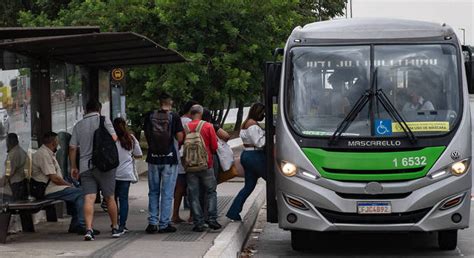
[0,26,185,149]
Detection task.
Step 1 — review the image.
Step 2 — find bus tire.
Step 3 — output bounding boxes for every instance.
[438,230,457,250]
[291,230,311,251]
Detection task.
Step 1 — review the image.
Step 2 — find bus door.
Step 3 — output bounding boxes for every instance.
[264,60,281,223]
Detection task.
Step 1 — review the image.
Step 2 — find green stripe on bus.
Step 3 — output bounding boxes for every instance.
[302,146,446,181]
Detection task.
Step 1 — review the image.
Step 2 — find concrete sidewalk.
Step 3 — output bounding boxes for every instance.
[0,154,265,257]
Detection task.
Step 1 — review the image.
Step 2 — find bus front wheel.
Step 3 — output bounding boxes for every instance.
[438,230,458,250]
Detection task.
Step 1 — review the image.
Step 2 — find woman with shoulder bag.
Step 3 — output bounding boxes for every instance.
[113,118,143,234]
[226,103,266,221]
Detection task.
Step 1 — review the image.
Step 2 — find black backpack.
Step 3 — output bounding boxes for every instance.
[91,116,119,172]
[145,110,172,155]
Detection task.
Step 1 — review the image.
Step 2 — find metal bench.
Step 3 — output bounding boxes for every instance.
[0,199,64,243]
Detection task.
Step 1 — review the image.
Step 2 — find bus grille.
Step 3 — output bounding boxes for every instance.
[317,207,432,224]
[335,192,412,199]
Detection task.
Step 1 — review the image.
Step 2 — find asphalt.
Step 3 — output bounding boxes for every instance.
[243,203,474,257]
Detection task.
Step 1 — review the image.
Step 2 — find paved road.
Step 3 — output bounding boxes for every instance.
[243,204,474,257]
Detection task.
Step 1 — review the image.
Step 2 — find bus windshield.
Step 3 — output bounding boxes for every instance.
[288,44,460,137]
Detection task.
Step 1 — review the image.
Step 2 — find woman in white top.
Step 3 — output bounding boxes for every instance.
[113,117,143,234]
[226,103,266,221]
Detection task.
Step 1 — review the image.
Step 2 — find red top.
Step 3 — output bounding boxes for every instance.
[186,120,218,168]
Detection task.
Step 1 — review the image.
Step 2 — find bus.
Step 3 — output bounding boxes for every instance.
[264,18,473,251]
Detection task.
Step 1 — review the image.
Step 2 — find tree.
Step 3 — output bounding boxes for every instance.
[15,0,346,133]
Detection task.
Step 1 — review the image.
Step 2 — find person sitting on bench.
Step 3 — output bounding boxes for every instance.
[31,132,87,234]
[3,133,29,201]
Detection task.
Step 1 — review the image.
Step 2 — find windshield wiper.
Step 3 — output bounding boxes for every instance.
[329,69,417,145]
[375,88,417,143]
[329,89,371,144]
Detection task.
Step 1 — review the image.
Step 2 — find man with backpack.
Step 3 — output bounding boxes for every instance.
[183,105,220,232]
[69,100,120,241]
[31,132,85,234]
[143,93,184,234]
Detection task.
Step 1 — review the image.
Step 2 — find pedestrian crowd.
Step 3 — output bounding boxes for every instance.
[2,92,267,241]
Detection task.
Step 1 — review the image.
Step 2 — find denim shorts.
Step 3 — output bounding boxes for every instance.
[80,168,116,197]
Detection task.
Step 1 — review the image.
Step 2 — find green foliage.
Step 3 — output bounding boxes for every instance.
[13,0,345,131]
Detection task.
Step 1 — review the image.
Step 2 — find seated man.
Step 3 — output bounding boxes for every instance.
[31,132,87,234]
[4,133,29,201]
[402,88,435,112]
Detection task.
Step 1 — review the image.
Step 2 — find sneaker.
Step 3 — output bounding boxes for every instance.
[226,214,242,221]
[112,228,123,238]
[119,226,129,234]
[84,229,95,241]
[208,221,222,230]
[158,225,177,233]
[145,224,158,234]
[192,225,206,232]
[73,227,101,235]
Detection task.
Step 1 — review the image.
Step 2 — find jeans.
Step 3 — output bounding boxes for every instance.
[45,187,85,228]
[226,150,266,220]
[187,168,217,226]
[115,180,131,228]
[147,163,178,229]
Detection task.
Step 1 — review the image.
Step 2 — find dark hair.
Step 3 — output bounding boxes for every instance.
[242,102,265,129]
[181,100,199,116]
[159,92,172,105]
[202,108,213,123]
[113,117,133,151]
[7,133,19,149]
[86,100,102,113]
[42,131,58,145]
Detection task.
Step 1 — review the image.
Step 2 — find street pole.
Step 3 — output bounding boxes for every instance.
[350,0,353,18]
[459,28,466,45]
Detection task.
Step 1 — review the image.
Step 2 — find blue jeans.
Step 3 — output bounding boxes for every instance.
[115,180,131,228]
[226,150,266,220]
[45,187,85,228]
[147,163,178,229]
[187,168,217,226]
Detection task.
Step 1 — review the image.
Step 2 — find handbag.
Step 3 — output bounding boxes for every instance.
[131,158,139,184]
[217,164,239,184]
[216,139,234,171]
[131,137,139,184]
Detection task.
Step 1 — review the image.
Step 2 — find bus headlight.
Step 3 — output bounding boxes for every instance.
[450,159,470,176]
[281,161,297,177]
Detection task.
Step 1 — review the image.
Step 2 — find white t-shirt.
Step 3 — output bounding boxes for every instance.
[115,135,143,181]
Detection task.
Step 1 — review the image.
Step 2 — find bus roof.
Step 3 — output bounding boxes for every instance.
[292,18,456,41]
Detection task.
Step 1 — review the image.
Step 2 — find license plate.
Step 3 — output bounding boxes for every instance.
[357,202,391,214]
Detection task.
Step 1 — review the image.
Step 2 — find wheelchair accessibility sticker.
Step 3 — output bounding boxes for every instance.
[375,119,392,136]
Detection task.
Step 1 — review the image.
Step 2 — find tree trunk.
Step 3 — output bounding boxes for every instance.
[233,100,244,131]
[221,95,232,127]
[216,108,224,125]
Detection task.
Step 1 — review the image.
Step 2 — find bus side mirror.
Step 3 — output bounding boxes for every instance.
[265,61,282,97]
[462,45,474,94]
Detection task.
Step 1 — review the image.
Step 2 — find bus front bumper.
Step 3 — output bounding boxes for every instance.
[277,174,471,232]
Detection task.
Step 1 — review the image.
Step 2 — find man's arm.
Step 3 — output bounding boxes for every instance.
[174,113,184,144]
[208,125,218,154]
[48,174,72,187]
[69,146,79,180]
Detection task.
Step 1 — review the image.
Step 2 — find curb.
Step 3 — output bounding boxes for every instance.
[204,179,266,258]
